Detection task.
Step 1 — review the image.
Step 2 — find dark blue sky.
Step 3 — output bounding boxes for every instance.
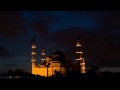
[0,11,120,74]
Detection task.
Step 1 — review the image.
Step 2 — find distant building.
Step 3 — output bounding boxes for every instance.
[31,34,85,77]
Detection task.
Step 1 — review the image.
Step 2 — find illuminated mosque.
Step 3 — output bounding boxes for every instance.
[31,34,85,77]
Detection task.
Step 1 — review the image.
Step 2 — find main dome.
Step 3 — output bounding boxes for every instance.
[52,50,65,56]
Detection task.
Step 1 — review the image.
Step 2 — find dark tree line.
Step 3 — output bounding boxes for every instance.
[1,66,120,82]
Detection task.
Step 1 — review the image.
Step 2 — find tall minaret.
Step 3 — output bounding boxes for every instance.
[41,44,45,64]
[31,36,36,74]
[76,33,85,73]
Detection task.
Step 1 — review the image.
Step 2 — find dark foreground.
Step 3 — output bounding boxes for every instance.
[1,71,120,89]
[1,67,120,90]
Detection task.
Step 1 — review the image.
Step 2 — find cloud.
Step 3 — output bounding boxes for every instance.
[47,27,120,67]
[96,11,120,31]
[31,21,49,38]
[4,64,17,67]
[25,11,58,39]
[0,46,11,58]
[70,11,120,31]
[71,11,120,31]
[0,11,27,39]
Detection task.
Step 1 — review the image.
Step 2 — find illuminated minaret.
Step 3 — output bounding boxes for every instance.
[76,33,85,73]
[31,36,36,73]
[41,44,45,64]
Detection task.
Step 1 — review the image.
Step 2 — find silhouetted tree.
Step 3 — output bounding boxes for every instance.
[14,69,25,76]
[86,65,102,80]
[54,70,63,78]
[67,70,79,78]
[86,65,101,74]
[2,73,7,76]
[8,69,13,76]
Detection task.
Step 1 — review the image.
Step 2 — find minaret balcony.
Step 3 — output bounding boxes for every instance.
[32,46,36,48]
[80,63,85,65]
[76,44,81,47]
[76,59,81,60]
[41,53,45,55]
[31,52,36,54]
[31,60,36,61]
[76,58,83,60]
[76,52,83,53]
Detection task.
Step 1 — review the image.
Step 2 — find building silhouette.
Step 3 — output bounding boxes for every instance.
[31,34,85,77]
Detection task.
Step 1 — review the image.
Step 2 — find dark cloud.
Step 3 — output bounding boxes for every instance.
[0,11,27,39]
[31,21,49,38]
[71,11,120,31]
[34,11,57,23]
[29,11,57,39]
[0,46,11,58]
[96,11,120,34]
[75,11,120,37]
[49,27,82,47]
[4,64,17,67]
[48,27,120,67]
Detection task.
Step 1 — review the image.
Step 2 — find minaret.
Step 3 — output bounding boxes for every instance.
[41,44,45,64]
[31,36,36,74]
[76,33,85,73]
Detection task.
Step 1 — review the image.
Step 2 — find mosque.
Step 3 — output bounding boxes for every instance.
[31,34,85,77]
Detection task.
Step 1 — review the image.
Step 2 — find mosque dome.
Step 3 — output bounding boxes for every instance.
[52,50,65,56]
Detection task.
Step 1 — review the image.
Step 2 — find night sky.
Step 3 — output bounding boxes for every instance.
[0,11,120,74]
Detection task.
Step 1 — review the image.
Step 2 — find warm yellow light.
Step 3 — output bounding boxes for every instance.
[32,46,36,48]
[82,67,85,69]
[80,63,85,65]
[76,52,83,53]
[76,44,81,47]
[41,53,45,55]
[76,58,83,60]
[31,60,36,61]
[31,52,36,54]
[76,59,81,60]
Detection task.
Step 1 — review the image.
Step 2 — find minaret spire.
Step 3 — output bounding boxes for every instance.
[76,33,85,73]
[33,35,35,42]
[42,43,44,50]
[77,33,79,40]
[31,35,36,61]
[31,35,36,73]
[41,43,45,64]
